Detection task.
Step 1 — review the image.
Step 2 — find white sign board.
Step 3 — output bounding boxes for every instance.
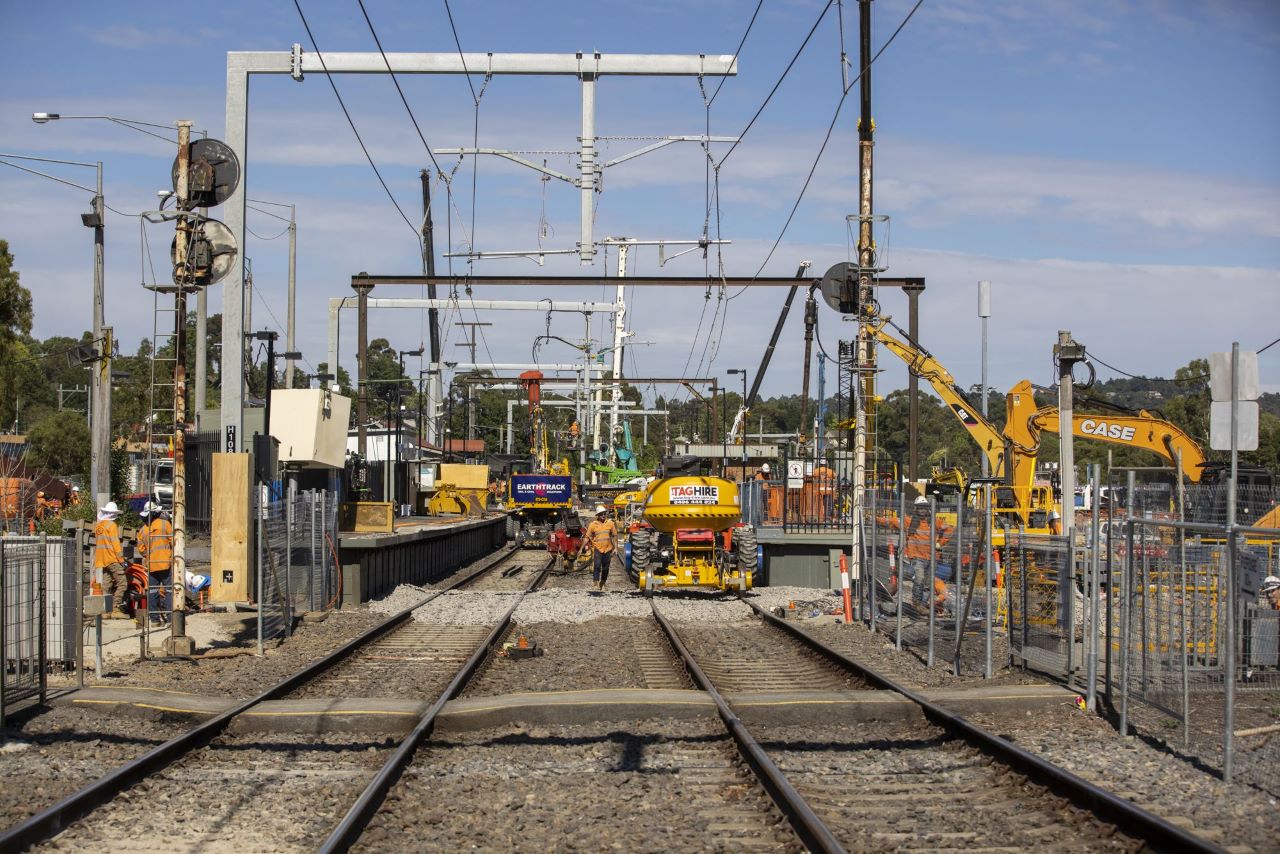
[786,461,804,489]
[668,484,720,505]
[1209,351,1259,402]
[1210,400,1259,451]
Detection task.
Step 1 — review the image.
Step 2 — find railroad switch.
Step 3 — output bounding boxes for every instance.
[500,634,542,660]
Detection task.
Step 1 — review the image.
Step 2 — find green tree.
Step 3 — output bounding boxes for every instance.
[0,240,35,426]
[25,409,90,479]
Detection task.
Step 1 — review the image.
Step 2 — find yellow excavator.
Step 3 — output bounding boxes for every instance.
[867,317,1215,534]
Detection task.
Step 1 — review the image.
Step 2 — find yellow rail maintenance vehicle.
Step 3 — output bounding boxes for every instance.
[626,456,756,596]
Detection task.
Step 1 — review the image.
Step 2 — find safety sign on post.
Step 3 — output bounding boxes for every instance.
[786,461,804,489]
[1209,349,1259,452]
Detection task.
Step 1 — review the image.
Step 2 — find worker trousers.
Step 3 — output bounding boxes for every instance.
[592,550,612,586]
[102,563,127,613]
[149,571,173,624]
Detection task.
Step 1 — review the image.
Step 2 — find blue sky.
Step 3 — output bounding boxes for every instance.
[2,0,1277,404]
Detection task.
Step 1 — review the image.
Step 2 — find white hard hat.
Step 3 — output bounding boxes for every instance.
[1049,510,1062,520]
[760,463,771,473]
[102,501,119,514]
[1262,576,1280,592]
[914,495,929,505]
[594,505,607,515]
[141,501,162,516]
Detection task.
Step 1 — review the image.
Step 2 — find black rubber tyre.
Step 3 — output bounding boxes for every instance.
[505,514,519,541]
[734,526,758,584]
[628,528,652,585]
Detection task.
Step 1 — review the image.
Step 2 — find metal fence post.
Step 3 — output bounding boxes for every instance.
[39,534,47,706]
[1087,464,1100,711]
[1120,517,1134,738]
[984,484,993,680]
[869,489,878,632]
[75,526,84,690]
[1,543,7,726]
[256,485,265,657]
[953,498,964,676]
[928,496,937,667]
[284,493,293,637]
[1224,528,1237,782]
[896,488,905,650]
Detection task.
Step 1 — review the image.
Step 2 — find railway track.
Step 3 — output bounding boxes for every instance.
[0,545,549,852]
[652,597,1224,853]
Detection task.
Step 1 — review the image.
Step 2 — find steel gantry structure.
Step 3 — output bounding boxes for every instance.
[220,48,735,452]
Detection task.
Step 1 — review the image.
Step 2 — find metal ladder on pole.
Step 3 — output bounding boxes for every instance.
[143,284,179,507]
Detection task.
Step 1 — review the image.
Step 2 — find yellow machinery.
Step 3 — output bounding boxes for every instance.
[626,474,755,595]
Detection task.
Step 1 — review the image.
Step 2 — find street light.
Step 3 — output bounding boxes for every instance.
[727,368,749,470]
[0,150,109,508]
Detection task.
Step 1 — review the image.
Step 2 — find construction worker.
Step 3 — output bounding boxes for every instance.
[137,501,174,624]
[93,501,129,618]
[1261,576,1280,611]
[755,462,771,481]
[813,459,836,521]
[884,496,951,610]
[68,486,81,507]
[1048,509,1063,536]
[582,505,617,591]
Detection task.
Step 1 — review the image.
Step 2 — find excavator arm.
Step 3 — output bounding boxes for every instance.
[867,319,1009,479]
[1005,380,1206,482]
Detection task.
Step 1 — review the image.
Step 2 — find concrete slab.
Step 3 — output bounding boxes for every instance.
[233,698,429,735]
[62,686,235,721]
[434,688,716,733]
[52,683,1076,734]
[727,690,920,725]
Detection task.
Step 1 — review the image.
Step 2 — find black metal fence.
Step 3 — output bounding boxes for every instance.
[185,430,220,535]
[779,450,855,533]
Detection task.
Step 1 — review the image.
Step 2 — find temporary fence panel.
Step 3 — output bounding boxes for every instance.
[1,538,46,724]
[258,490,339,646]
[1005,532,1076,680]
[4,535,76,665]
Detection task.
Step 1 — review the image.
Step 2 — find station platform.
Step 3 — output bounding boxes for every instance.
[58,683,1077,734]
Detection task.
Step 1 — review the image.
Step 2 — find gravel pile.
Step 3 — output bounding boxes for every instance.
[366,584,435,616]
[407,590,524,624]
[966,706,1280,850]
[0,706,190,833]
[356,720,797,852]
[464,619,675,696]
[36,732,397,852]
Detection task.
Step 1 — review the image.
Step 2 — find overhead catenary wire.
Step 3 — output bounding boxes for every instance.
[356,0,443,175]
[291,0,418,238]
[726,0,925,301]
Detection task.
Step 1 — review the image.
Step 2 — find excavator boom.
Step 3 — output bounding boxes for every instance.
[1005,380,1206,482]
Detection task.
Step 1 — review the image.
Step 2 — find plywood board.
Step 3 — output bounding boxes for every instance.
[340,502,393,533]
[211,453,252,603]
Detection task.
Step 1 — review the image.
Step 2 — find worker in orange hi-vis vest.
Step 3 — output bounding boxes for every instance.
[93,501,129,618]
[137,501,175,624]
[581,505,618,591]
[883,496,953,612]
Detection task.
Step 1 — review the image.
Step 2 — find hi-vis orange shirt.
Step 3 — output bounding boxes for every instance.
[93,519,124,568]
[584,519,616,554]
[138,518,174,573]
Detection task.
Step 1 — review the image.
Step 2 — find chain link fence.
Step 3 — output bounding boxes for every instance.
[257,490,339,648]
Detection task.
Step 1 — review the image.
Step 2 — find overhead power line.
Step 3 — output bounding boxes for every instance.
[291,0,418,236]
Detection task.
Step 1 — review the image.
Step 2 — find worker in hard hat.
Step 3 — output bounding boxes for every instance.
[93,501,130,618]
[137,501,174,624]
[1261,576,1280,611]
[581,504,617,591]
[755,462,771,481]
[883,496,952,610]
[1048,509,1063,536]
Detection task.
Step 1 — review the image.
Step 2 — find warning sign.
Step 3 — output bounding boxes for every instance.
[668,484,720,505]
[786,461,804,489]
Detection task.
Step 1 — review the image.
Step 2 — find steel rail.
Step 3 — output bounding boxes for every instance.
[741,599,1225,854]
[320,556,553,852]
[0,543,522,851]
[650,604,845,854]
